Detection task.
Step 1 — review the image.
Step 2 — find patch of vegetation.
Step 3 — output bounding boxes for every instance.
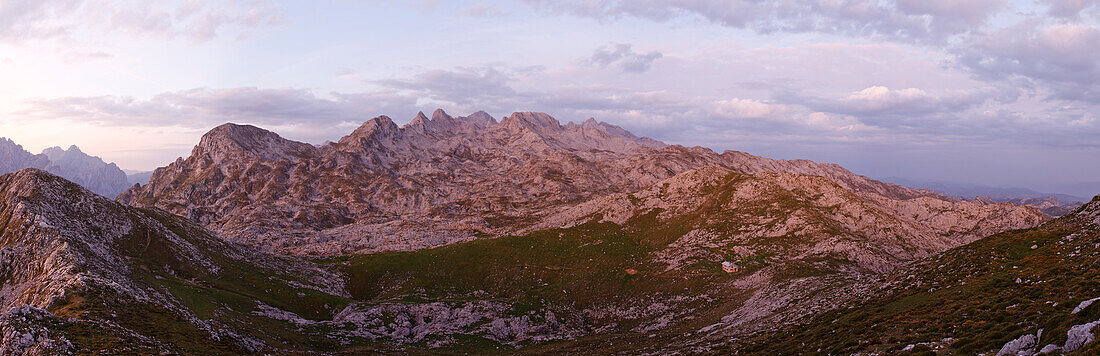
[737,217,1100,355]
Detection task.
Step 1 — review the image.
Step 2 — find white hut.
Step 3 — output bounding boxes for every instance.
[722,261,739,273]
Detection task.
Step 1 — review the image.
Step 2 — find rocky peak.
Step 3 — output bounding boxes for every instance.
[341,116,400,145]
[43,145,104,166]
[459,110,497,127]
[572,118,665,149]
[406,109,468,134]
[431,108,452,121]
[500,112,563,132]
[42,145,83,158]
[197,123,316,162]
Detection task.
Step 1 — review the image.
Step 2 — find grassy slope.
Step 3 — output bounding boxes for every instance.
[321,173,881,353]
[49,208,352,354]
[326,219,743,353]
[739,208,1100,355]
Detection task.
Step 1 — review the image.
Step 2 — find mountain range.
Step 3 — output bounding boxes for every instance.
[0,139,131,198]
[118,109,1041,257]
[885,177,1088,216]
[1,109,1097,354]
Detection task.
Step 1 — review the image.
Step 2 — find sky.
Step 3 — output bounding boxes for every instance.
[0,0,1098,196]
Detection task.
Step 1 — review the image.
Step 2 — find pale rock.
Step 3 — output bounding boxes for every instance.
[1073,297,1100,314]
[997,329,1039,355]
[1064,319,1099,352]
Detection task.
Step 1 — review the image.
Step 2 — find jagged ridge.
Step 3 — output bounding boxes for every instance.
[118,109,1011,257]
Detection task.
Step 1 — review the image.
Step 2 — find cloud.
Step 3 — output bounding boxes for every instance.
[0,0,284,45]
[17,60,1099,160]
[588,43,663,73]
[711,98,790,120]
[15,87,415,129]
[1042,0,1100,18]
[953,21,1100,103]
[825,86,1000,117]
[361,65,1100,147]
[521,0,1003,45]
[376,67,522,105]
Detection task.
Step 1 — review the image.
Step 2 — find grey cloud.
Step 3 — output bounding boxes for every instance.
[376,67,523,106]
[521,0,1003,45]
[953,21,1100,103]
[589,44,663,73]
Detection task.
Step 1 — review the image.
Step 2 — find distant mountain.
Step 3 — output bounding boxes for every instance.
[0,138,51,174]
[884,177,1087,216]
[124,169,154,186]
[1043,181,1100,201]
[0,138,131,198]
[42,145,131,198]
[883,177,1088,202]
[118,109,1026,256]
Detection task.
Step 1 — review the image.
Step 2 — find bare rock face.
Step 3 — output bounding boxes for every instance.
[119,110,1044,256]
